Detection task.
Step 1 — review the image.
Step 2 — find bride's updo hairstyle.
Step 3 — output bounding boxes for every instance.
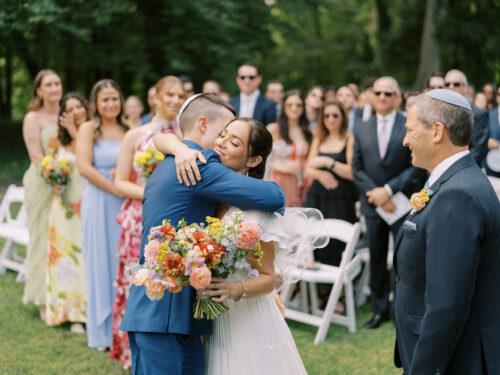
[235,117,273,179]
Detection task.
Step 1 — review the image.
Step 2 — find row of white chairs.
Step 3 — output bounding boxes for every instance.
[0,185,29,282]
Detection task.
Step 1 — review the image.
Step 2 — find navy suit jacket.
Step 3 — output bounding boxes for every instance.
[352,113,426,217]
[121,141,285,336]
[394,155,500,374]
[486,107,500,177]
[470,105,490,166]
[229,93,277,125]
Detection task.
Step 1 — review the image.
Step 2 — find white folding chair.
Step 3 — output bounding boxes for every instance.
[0,185,28,282]
[281,219,362,344]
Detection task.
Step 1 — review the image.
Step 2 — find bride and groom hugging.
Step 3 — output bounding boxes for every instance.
[121,93,308,375]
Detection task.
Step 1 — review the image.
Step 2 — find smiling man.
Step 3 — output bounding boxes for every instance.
[394,89,500,374]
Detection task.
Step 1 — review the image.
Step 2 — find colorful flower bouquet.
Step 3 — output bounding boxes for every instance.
[40,153,73,188]
[133,147,165,179]
[130,211,263,319]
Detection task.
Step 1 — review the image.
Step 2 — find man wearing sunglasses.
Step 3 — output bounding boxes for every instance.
[444,69,490,167]
[352,76,425,329]
[229,63,277,126]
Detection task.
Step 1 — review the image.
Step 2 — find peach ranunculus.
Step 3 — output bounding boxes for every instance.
[145,278,166,300]
[410,188,431,213]
[189,266,212,290]
[133,268,152,286]
[237,222,262,249]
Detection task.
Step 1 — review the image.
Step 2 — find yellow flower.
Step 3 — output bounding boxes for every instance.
[154,151,165,161]
[41,155,54,168]
[410,188,432,213]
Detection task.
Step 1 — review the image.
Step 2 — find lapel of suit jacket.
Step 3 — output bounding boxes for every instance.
[232,96,241,114]
[382,113,405,163]
[253,94,264,119]
[367,116,381,161]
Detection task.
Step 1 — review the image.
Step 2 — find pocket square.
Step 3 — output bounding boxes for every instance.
[403,220,417,231]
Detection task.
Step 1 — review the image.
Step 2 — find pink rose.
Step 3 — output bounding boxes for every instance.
[237,222,262,249]
[144,239,160,263]
[189,266,212,290]
[133,268,152,286]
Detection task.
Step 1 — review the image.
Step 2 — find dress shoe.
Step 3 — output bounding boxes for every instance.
[364,313,389,329]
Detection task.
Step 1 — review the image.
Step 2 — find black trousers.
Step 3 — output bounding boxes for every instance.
[365,215,403,315]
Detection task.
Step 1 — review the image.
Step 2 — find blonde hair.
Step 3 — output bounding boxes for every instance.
[28,69,60,111]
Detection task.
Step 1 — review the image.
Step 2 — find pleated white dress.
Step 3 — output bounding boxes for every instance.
[204,209,307,375]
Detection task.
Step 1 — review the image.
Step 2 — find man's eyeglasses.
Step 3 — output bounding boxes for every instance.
[238,75,257,81]
[445,82,464,88]
[323,113,340,119]
[374,91,394,97]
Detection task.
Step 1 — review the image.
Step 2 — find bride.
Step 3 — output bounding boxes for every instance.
[156,117,308,375]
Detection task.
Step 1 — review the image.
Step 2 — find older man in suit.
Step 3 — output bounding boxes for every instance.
[394,89,500,374]
[353,76,425,329]
[229,63,277,125]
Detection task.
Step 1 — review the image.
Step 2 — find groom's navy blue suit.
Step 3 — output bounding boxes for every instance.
[394,154,500,374]
[121,141,285,375]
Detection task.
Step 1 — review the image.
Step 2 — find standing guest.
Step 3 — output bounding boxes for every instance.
[348,83,360,98]
[337,86,362,132]
[229,63,277,126]
[395,89,500,374]
[304,85,325,134]
[265,79,285,120]
[352,76,424,329]
[324,85,337,102]
[426,73,445,90]
[140,86,156,125]
[304,101,357,266]
[219,91,230,103]
[22,69,63,319]
[45,93,89,333]
[267,90,311,206]
[474,92,488,110]
[360,80,375,121]
[124,95,144,128]
[483,83,496,109]
[202,80,222,96]
[180,75,195,98]
[486,86,500,178]
[76,79,127,350]
[445,69,490,166]
[109,76,185,370]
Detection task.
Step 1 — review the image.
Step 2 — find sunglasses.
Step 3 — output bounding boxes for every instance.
[429,85,444,89]
[238,75,257,81]
[374,91,394,97]
[445,82,464,88]
[323,113,340,119]
[285,102,303,108]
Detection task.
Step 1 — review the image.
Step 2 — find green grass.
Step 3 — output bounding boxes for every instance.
[0,270,399,374]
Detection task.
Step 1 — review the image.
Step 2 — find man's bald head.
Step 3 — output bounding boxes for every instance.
[444,69,468,95]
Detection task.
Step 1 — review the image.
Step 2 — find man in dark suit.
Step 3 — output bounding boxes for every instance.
[444,69,489,166]
[394,89,500,374]
[121,94,285,374]
[352,76,425,329]
[229,63,277,125]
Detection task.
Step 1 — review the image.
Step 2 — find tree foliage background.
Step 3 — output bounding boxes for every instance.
[0,0,499,121]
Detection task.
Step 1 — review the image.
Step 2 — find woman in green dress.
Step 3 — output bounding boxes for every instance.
[22,69,63,320]
[45,93,89,333]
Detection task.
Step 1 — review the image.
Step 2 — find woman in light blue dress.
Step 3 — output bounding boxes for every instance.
[76,79,128,350]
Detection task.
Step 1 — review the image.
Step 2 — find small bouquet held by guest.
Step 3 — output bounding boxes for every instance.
[133,147,165,179]
[130,210,263,319]
[40,153,73,194]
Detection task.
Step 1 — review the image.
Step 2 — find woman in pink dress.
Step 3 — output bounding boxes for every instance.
[267,90,312,207]
[109,76,185,370]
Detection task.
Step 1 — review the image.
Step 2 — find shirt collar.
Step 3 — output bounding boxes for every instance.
[427,150,470,188]
[376,111,396,124]
[182,140,203,151]
[240,89,260,101]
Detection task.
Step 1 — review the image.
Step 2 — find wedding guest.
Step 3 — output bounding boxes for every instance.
[360,80,375,121]
[124,95,143,128]
[426,73,445,90]
[229,63,277,125]
[324,85,337,102]
[348,83,360,98]
[352,76,424,329]
[140,86,156,125]
[304,85,324,134]
[265,79,285,120]
[474,92,488,110]
[180,75,194,97]
[337,86,362,132]
[483,83,496,109]
[202,80,221,96]
[76,79,127,350]
[45,93,89,333]
[304,101,357,266]
[267,90,311,206]
[445,69,489,166]
[22,69,63,319]
[219,91,230,103]
[109,76,185,370]
[486,86,500,178]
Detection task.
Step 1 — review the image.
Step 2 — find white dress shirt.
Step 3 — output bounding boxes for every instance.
[376,111,396,159]
[426,150,470,188]
[239,89,260,118]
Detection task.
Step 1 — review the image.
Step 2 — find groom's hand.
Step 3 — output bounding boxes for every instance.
[175,148,207,186]
[198,277,235,302]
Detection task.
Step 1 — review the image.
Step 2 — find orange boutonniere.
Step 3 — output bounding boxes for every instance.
[410,188,433,214]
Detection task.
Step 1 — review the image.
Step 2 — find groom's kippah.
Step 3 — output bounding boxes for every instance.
[178,93,203,118]
[425,89,472,111]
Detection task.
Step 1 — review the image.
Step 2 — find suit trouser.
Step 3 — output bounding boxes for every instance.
[129,331,204,375]
[365,215,403,315]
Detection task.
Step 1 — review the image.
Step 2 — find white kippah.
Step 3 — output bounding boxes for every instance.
[425,89,472,111]
[178,93,203,118]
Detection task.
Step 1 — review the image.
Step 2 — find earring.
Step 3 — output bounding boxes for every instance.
[245,169,249,176]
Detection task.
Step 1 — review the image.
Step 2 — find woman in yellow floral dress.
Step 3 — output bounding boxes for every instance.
[45,93,89,333]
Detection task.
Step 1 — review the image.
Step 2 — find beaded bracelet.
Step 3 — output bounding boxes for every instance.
[234,280,248,302]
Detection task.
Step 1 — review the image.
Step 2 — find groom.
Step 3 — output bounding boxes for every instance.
[121,94,285,375]
[394,89,500,374]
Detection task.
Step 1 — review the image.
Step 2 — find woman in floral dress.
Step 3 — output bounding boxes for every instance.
[109,76,185,369]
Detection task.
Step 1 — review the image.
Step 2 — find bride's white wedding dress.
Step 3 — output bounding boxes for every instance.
[204,208,308,375]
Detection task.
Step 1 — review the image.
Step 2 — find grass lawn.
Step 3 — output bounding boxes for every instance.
[0,270,399,375]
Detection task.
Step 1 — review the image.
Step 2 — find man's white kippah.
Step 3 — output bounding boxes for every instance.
[178,93,203,119]
[425,89,472,111]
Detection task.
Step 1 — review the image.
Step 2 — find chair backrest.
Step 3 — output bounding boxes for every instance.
[0,185,27,226]
[317,219,361,268]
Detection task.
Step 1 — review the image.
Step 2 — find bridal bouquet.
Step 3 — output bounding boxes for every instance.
[133,147,165,179]
[131,211,263,319]
[40,153,73,191]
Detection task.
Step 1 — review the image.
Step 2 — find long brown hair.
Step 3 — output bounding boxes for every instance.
[88,79,128,138]
[279,89,312,145]
[28,69,60,111]
[316,100,348,144]
[58,92,89,146]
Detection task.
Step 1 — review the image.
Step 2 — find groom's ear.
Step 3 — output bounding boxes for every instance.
[246,155,263,169]
[197,115,209,133]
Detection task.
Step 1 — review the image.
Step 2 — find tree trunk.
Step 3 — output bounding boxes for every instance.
[413,0,441,89]
[375,0,391,68]
[5,44,12,119]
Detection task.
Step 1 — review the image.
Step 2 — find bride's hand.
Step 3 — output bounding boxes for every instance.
[175,147,207,186]
[198,277,238,303]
